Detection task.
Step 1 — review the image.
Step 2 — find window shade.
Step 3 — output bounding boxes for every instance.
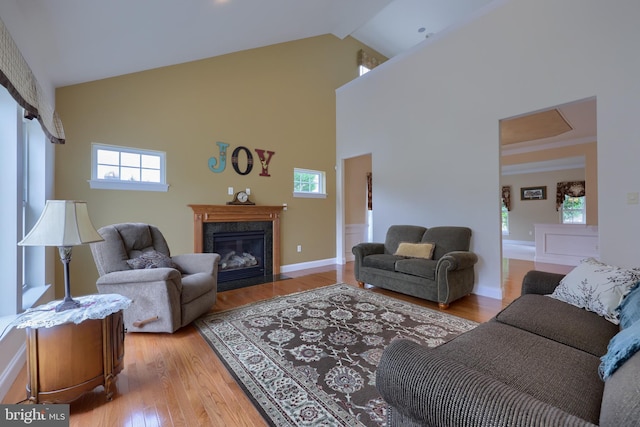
[0,17,65,144]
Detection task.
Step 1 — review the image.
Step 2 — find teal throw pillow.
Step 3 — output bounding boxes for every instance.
[599,319,640,380]
[618,282,640,329]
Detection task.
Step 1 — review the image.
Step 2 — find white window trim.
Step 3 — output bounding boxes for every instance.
[293,191,327,199]
[89,143,169,192]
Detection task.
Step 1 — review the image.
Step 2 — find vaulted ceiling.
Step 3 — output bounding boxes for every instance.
[0,0,495,88]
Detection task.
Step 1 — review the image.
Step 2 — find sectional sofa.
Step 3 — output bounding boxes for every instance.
[376,263,640,426]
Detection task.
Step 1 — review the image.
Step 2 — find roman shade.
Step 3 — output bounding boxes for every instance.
[0,17,65,144]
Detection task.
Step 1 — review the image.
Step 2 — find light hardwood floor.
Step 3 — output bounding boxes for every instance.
[2,259,572,426]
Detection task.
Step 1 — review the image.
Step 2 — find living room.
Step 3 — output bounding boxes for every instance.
[1,0,640,424]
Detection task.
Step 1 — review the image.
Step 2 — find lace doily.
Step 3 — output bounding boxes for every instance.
[16,293,132,329]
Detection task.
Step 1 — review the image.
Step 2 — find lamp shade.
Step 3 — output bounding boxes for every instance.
[18,200,104,247]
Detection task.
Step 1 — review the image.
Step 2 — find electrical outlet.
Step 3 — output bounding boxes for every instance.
[282,203,288,211]
[246,188,251,195]
[228,187,234,195]
[297,245,302,252]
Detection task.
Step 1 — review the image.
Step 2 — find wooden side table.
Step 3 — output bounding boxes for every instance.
[16,294,131,404]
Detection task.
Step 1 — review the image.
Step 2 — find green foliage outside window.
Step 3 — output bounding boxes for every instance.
[294,171,319,193]
[501,205,509,234]
[562,196,586,224]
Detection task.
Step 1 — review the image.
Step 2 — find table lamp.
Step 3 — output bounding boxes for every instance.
[18,200,104,312]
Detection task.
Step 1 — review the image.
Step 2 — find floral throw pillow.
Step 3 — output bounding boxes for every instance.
[127,250,179,270]
[549,258,640,324]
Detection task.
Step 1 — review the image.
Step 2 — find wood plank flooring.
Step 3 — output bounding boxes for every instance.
[2,259,572,426]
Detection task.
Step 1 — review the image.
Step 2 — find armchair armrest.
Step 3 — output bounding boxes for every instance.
[172,253,220,275]
[521,270,566,295]
[436,251,478,271]
[377,339,595,427]
[96,268,181,286]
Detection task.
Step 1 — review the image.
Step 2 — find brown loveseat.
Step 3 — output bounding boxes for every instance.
[376,270,640,426]
[352,225,477,308]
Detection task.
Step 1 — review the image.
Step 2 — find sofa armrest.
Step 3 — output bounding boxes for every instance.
[172,253,220,275]
[436,251,478,271]
[352,242,384,258]
[352,242,384,281]
[377,339,596,427]
[521,270,566,295]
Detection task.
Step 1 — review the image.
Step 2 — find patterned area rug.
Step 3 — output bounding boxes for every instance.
[195,284,477,426]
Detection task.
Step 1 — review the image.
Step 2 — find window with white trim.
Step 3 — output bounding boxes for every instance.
[293,168,326,198]
[561,196,586,224]
[90,143,168,191]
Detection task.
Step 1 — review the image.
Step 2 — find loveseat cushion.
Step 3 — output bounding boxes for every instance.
[362,254,402,271]
[394,258,437,280]
[384,225,427,254]
[422,226,471,259]
[433,321,604,424]
[496,294,619,357]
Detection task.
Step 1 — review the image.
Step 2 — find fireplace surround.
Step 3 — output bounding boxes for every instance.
[189,205,285,283]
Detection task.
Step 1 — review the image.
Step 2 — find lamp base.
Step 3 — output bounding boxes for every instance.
[55,298,81,312]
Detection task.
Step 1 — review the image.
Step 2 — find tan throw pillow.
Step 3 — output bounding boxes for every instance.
[394,242,435,259]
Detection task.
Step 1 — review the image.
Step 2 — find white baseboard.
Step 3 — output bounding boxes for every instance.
[502,239,535,246]
[281,258,338,273]
[473,284,502,300]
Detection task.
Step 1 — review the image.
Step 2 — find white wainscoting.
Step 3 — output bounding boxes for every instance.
[345,223,368,262]
[534,224,599,266]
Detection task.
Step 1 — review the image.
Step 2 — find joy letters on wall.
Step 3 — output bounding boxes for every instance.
[208,141,275,177]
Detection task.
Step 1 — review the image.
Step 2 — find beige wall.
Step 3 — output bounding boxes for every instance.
[501,167,586,242]
[55,35,380,297]
[501,141,597,225]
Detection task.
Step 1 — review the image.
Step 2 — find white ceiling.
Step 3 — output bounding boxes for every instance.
[0,0,494,88]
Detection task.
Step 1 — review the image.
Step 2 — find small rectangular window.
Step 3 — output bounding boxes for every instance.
[561,196,586,224]
[293,168,326,199]
[501,205,509,235]
[90,143,168,192]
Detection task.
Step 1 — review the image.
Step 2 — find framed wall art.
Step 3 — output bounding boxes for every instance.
[520,186,547,200]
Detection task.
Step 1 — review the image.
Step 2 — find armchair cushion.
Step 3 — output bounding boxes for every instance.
[127,250,181,271]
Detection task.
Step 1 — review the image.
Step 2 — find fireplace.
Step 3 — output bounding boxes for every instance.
[207,224,271,282]
[189,204,284,288]
[213,231,265,282]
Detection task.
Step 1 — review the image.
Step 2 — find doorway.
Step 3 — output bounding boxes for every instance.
[499,97,597,268]
[343,154,372,262]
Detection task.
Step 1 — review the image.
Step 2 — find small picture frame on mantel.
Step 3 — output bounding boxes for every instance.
[520,186,547,200]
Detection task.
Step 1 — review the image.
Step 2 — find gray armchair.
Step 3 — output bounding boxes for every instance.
[90,223,219,333]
